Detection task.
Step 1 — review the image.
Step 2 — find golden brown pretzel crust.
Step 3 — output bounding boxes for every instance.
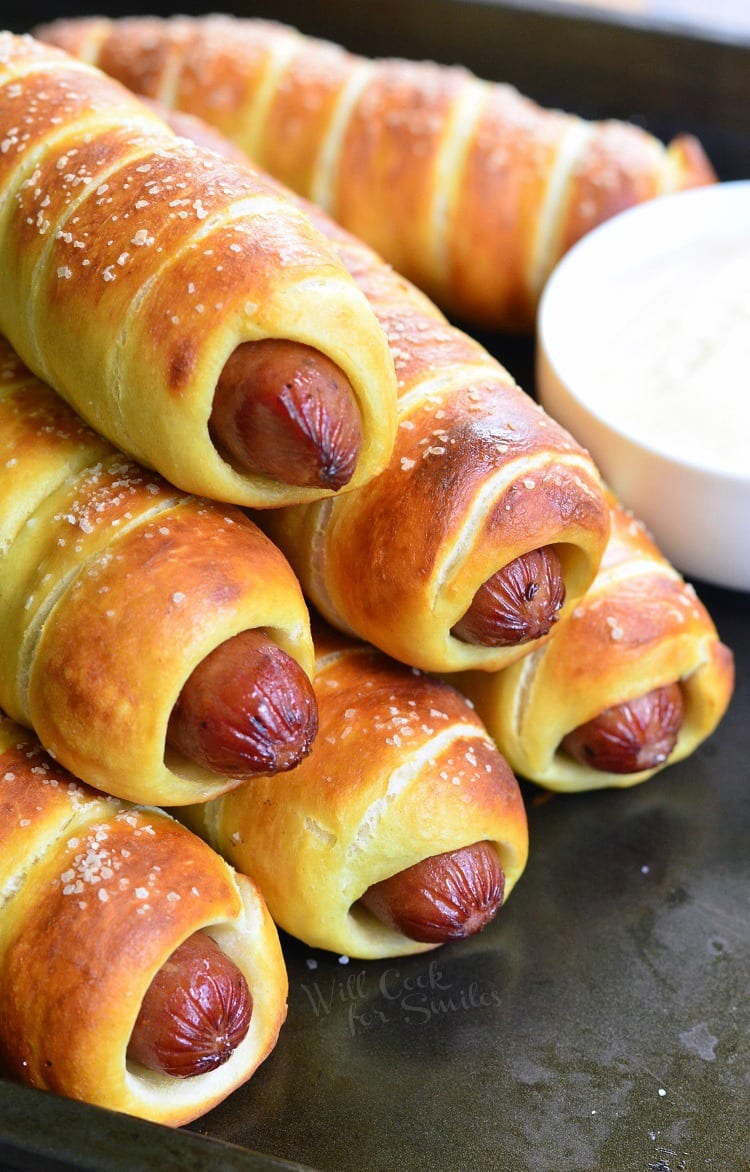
[0,32,397,507]
[182,623,529,959]
[37,15,716,332]
[0,335,315,805]
[457,495,735,791]
[0,715,287,1127]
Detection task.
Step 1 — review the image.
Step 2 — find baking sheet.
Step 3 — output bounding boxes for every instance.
[1,3,748,1169]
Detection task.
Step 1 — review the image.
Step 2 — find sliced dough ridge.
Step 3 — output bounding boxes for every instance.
[528,117,592,299]
[429,76,488,289]
[310,58,373,212]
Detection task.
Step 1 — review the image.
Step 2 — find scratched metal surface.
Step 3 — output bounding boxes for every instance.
[0,3,748,1170]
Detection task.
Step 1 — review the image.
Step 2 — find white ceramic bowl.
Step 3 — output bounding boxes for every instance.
[537,180,750,593]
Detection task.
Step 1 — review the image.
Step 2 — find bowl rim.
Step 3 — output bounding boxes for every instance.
[537,179,750,488]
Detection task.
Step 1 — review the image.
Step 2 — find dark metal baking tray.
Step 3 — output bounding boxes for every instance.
[1,3,749,1169]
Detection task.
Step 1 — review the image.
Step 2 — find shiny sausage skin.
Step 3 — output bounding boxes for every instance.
[209,339,363,490]
[358,841,505,943]
[561,682,685,773]
[167,629,318,777]
[451,547,565,647]
[127,931,253,1078]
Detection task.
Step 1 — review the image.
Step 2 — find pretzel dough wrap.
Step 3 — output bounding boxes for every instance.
[38,15,716,333]
[0,715,287,1127]
[0,336,315,805]
[0,33,396,507]
[113,101,610,673]
[182,625,529,960]
[458,496,735,791]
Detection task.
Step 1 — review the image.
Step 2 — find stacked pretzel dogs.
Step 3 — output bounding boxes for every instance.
[0,24,735,1128]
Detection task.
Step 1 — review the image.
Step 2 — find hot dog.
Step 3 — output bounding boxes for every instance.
[125,104,363,492]
[451,547,565,647]
[0,33,398,510]
[358,842,505,943]
[128,931,253,1078]
[211,339,363,490]
[560,683,685,774]
[167,630,318,778]
[180,624,529,960]
[0,714,288,1126]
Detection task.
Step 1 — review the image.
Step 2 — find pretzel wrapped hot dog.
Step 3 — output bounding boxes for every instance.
[457,495,735,791]
[0,334,316,806]
[181,624,529,960]
[0,714,287,1126]
[129,102,610,674]
[0,33,397,506]
[37,15,716,333]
